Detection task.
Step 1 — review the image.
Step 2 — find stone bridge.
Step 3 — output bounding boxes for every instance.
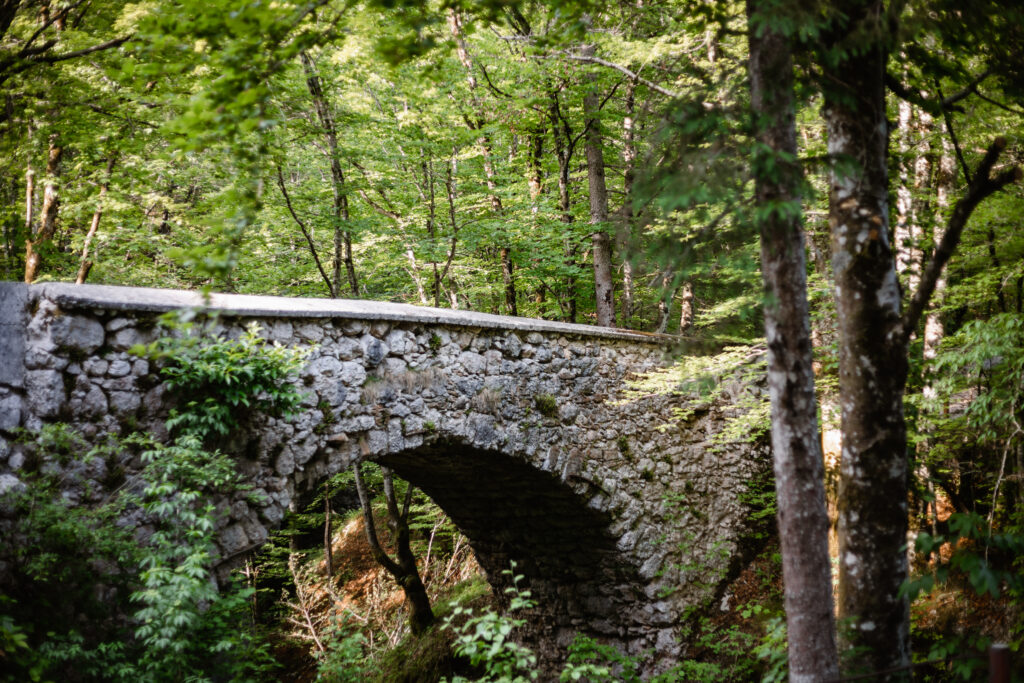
[0,282,769,671]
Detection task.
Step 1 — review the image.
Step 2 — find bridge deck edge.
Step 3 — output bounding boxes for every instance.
[20,283,675,345]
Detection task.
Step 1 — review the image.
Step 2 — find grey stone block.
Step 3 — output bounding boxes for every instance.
[50,314,105,354]
[26,369,65,418]
[0,282,26,388]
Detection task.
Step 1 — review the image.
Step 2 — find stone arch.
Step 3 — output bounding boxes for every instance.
[374,438,644,655]
[1,283,773,676]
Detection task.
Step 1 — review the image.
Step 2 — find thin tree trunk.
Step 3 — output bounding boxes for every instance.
[918,135,953,549]
[301,51,358,297]
[548,87,577,323]
[324,479,333,579]
[352,462,434,634]
[276,165,335,297]
[618,78,637,327]
[76,156,115,284]
[747,5,839,679]
[894,98,918,289]
[24,161,34,244]
[24,134,62,283]
[679,281,694,334]
[656,269,676,334]
[582,44,615,328]
[527,126,548,308]
[923,140,956,383]
[406,246,430,305]
[449,9,516,315]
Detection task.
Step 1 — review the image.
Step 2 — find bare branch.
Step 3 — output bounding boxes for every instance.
[274,164,334,297]
[557,53,680,98]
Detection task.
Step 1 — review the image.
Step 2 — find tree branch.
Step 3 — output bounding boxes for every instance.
[900,137,1022,341]
[936,81,973,183]
[352,462,404,578]
[555,52,680,98]
[478,62,513,99]
[274,165,334,296]
[34,34,132,65]
[884,68,991,114]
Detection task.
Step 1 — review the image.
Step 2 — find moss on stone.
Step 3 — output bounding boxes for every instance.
[534,393,558,418]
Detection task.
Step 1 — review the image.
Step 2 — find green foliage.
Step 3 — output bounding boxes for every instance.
[129,435,276,681]
[753,616,788,683]
[0,477,140,682]
[559,634,641,683]
[0,324,309,680]
[926,315,1024,481]
[444,564,538,683]
[904,512,1024,603]
[135,320,308,439]
[738,472,778,542]
[315,616,369,682]
[904,512,1024,676]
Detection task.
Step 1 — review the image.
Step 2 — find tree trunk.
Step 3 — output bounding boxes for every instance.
[894,98,919,291]
[923,140,956,381]
[823,3,911,674]
[24,161,34,244]
[679,281,694,334]
[301,51,358,297]
[548,88,577,322]
[747,5,839,679]
[618,78,637,326]
[352,462,434,634]
[76,156,115,285]
[582,44,615,328]
[24,134,62,283]
[23,135,62,284]
[324,480,333,579]
[656,270,676,334]
[449,9,516,316]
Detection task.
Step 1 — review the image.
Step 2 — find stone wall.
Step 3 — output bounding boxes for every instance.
[0,282,770,673]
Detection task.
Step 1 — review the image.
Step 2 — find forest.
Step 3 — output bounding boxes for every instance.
[1,0,1023,681]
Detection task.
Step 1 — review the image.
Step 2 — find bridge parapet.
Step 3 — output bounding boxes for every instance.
[0,282,769,674]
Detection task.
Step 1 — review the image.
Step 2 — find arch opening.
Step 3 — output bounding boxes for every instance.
[370,439,646,665]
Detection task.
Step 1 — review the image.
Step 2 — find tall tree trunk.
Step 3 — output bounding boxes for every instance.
[655,270,676,334]
[923,140,956,384]
[352,462,434,634]
[823,3,911,673]
[449,9,516,315]
[582,44,615,328]
[301,51,358,297]
[405,245,430,305]
[548,88,577,322]
[20,150,33,274]
[76,156,115,285]
[747,5,839,679]
[917,137,955,548]
[618,79,637,326]
[24,134,61,283]
[825,6,1021,674]
[527,126,548,308]
[894,98,917,290]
